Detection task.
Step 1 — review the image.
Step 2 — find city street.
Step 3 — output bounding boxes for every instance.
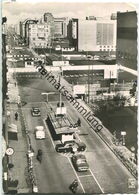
[3,4,138,194]
[17,75,137,193]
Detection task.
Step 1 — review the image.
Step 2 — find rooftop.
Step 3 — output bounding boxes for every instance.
[48,113,77,135]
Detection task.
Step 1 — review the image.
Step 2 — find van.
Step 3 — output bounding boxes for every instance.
[35,126,45,139]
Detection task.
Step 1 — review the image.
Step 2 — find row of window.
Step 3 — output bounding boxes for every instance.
[29,33,49,37]
[31,43,50,46]
[99,45,116,48]
[100,49,115,51]
[30,37,48,42]
[30,25,49,28]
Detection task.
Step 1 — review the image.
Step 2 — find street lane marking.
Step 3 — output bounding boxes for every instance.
[67,157,85,193]
[79,175,92,178]
[43,119,55,150]
[89,168,104,193]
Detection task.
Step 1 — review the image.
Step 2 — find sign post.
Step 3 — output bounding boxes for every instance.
[121,131,126,146]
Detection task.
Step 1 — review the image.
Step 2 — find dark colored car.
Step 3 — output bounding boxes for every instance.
[55,141,86,153]
[31,107,41,117]
[71,154,89,172]
[55,143,72,153]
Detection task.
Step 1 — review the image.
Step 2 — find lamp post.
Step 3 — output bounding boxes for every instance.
[121,131,126,146]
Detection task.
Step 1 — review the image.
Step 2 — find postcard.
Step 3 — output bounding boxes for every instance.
[2,0,138,194]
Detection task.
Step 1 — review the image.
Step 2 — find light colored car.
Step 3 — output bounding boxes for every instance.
[35,126,45,139]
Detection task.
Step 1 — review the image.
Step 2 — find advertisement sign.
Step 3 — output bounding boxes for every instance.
[73,85,85,95]
[72,22,77,39]
[56,107,67,115]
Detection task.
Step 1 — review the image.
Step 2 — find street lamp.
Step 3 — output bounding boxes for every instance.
[121,131,126,146]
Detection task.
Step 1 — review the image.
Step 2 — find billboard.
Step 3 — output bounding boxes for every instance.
[72,22,77,39]
[73,85,86,95]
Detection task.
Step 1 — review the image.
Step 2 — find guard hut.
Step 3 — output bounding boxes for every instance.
[46,107,78,141]
[8,124,18,140]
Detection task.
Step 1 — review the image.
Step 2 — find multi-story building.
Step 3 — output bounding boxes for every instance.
[43,12,55,38]
[28,23,51,48]
[78,18,116,52]
[19,20,26,40]
[116,11,137,70]
[54,17,69,38]
[19,19,38,44]
[14,23,20,35]
[67,18,78,50]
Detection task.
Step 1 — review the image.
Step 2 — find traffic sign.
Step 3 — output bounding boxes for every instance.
[121,131,126,136]
[6,147,14,156]
[131,146,135,152]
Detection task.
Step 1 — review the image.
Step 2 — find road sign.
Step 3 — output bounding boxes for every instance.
[6,147,14,156]
[121,131,126,136]
[131,146,135,152]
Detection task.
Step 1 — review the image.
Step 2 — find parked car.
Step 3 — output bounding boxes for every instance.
[71,154,89,172]
[31,107,41,116]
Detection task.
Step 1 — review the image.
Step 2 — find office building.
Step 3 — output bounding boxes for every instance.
[116,11,137,70]
[43,12,55,38]
[28,23,51,48]
[54,17,69,38]
[78,19,116,52]
[67,18,78,50]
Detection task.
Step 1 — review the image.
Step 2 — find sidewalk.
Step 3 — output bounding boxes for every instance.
[6,71,30,193]
[78,100,137,178]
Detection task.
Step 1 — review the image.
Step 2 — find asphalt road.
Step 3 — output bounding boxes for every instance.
[17,76,137,194]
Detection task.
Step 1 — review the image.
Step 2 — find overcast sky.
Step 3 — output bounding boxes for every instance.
[3,2,136,25]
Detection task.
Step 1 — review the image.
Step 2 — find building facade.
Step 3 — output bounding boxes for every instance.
[67,18,78,51]
[78,19,116,52]
[28,23,51,48]
[54,17,69,38]
[116,11,137,70]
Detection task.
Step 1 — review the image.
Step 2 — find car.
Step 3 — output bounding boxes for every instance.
[55,143,72,153]
[64,140,86,152]
[35,126,45,139]
[31,107,41,116]
[55,140,86,153]
[71,154,89,172]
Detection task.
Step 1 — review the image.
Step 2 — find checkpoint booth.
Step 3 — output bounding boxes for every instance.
[8,124,18,140]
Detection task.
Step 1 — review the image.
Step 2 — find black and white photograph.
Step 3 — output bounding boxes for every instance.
[2,0,138,194]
